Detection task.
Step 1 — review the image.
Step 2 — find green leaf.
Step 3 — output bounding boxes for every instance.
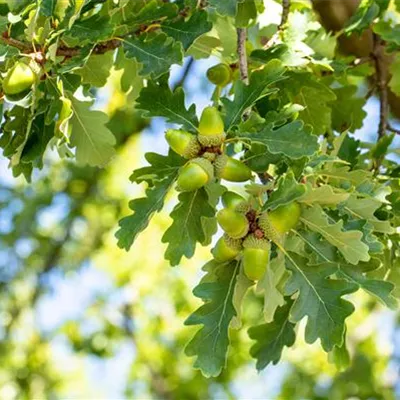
[236,120,319,159]
[67,14,114,45]
[372,20,400,48]
[284,252,358,351]
[116,151,184,250]
[236,0,257,27]
[68,96,116,166]
[39,0,56,16]
[222,60,286,131]
[331,86,367,133]
[76,52,114,87]
[300,205,370,265]
[162,188,216,266]
[248,300,296,371]
[161,10,212,51]
[123,33,183,78]
[185,260,240,377]
[264,171,306,211]
[137,80,198,131]
[342,195,395,234]
[115,49,144,95]
[208,0,238,17]
[298,184,350,206]
[256,250,287,322]
[317,164,372,187]
[280,73,336,135]
[231,263,254,329]
[344,0,382,34]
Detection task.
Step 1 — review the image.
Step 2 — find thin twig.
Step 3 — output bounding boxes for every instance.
[387,124,400,135]
[172,57,194,90]
[237,28,249,85]
[279,0,290,29]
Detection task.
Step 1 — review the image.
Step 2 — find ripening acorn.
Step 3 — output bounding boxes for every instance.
[242,235,270,281]
[165,129,200,159]
[215,154,252,182]
[211,234,242,262]
[221,191,245,209]
[217,208,249,239]
[198,106,226,146]
[206,63,232,87]
[268,202,301,234]
[3,61,37,101]
[176,158,214,192]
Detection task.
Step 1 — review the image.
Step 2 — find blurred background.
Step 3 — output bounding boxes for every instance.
[0,42,399,400]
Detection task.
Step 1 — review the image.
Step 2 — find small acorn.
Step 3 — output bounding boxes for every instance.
[3,61,37,101]
[206,63,232,87]
[268,202,301,234]
[217,208,249,239]
[211,234,242,262]
[242,235,270,281]
[258,212,282,244]
[215,154,252,182]
[176,158,214,192]
[165,129,200,159]
[221,191,246,209]
[198,106,226,147]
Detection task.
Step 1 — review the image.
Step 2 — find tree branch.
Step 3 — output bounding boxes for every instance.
[279,0,290,29]
[237,28,249,85]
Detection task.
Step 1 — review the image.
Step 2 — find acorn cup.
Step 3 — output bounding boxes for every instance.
[198,106,226,146]
[206,63,232,87]
[165,129,201,159]
[211,234,242,262]
[242,235,270,281]
[221,191,246,209]
[3,61,37,101]
[217,208,249,239]
[176,158,214,192]
[215,154,252,182]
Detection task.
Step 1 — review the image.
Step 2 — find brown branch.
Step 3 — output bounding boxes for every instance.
[279,0,290,29]
[372,33,388,140]
[387,124,400,135]
[237,28,249,85]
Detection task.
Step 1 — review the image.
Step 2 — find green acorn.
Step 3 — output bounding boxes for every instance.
[176,158,214,192]
[198,106,226,146]
[242,235,270,281]
[165,129,200,159]
[206,63,232,87]
[258,212,282,244]
[216,208,249,239]
[3,61,37,101]
[268,202,301,234]
[221,191,245,209]
[215,154,252,182]
[211,234,242,262]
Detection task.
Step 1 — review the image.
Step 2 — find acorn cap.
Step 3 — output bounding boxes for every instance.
[258,212,281,243]
[234,201,252,215]
[214,155,252,182]
[243,234,270,251]
[223,233,243,250]
[198,132,226,147]
[211,234,242,262]
[202,151,217,162]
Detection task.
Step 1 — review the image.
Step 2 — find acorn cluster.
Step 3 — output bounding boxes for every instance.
[165,106,252,192]
[212,191,301,281]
